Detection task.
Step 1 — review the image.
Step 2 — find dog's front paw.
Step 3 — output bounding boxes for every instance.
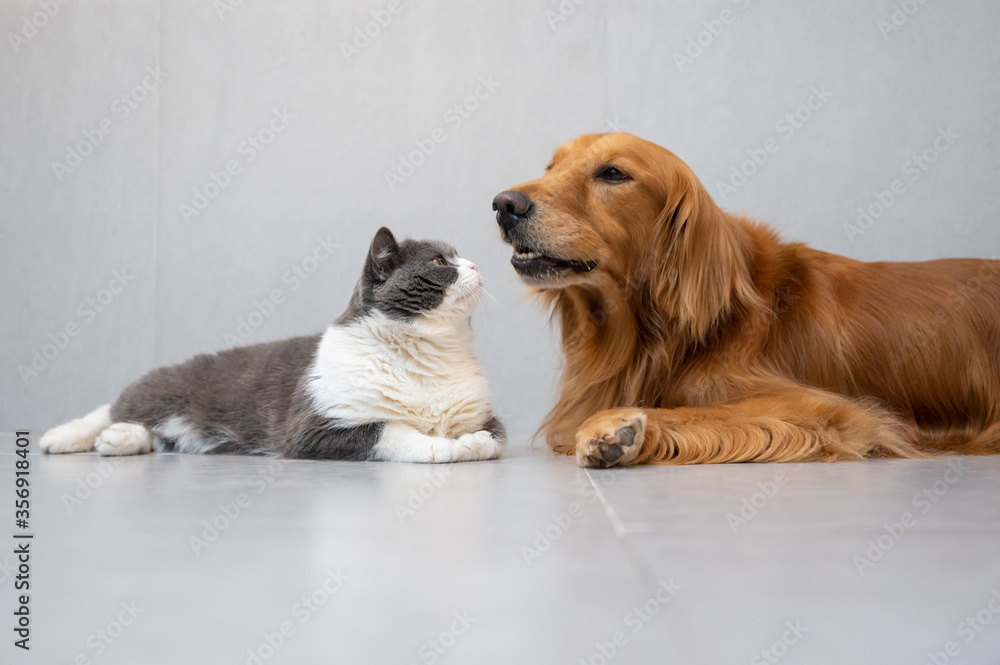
[576,409,647,468]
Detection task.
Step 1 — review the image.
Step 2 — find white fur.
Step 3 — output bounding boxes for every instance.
[40,404,111,454]
[307,260,502,462]
[308,315,492,435]
[152,416,212,454]
[372,423,503,463]
[95,422,154,456]
[150,416,260,455]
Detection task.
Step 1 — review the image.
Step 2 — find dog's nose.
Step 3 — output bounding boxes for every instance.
[492,190,534,233]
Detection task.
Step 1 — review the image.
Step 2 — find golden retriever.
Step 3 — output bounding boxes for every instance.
[492,133,1000,467]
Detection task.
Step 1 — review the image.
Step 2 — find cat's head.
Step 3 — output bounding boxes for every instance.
[339,227,483,326]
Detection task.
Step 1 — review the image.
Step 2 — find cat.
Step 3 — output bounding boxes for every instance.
[40,227,505,463]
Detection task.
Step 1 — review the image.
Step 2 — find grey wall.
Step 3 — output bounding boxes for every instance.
[3,0,998,442]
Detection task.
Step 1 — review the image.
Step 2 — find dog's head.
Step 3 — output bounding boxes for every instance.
[493,133,758,341]
[492,133,707,289]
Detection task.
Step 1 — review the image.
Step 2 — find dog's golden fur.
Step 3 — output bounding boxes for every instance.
[495,133,1000,467]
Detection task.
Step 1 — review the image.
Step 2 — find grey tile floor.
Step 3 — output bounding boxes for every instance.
[2,435,999,665]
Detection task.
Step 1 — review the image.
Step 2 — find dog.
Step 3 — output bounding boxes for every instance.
[492,133,1000,468]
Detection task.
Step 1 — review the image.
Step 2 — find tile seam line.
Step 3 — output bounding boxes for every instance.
[585,469,629,538]
[584,469,707,663]
[583,469,665,584]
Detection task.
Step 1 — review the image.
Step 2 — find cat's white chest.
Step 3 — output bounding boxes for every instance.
[307,318,493,437]
[393,366,490,436]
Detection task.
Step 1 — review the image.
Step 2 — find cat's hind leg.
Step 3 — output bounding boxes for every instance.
[40,404,112,454]
[95,422,155,456]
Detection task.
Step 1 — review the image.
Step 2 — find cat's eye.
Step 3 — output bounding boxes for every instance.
[432,256,447,266]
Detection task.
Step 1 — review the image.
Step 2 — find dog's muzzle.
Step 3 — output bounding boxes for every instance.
[492,190,534,236]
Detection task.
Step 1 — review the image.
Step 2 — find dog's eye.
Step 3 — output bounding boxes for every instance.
[597,166,630,182]
[431,256,447,266]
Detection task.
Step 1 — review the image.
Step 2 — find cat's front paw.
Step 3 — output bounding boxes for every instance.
[40,420,97,454]
[456,430,503,462]
[95,423,154,456]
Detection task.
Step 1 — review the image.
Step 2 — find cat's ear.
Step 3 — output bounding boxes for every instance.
[368,226,400,281]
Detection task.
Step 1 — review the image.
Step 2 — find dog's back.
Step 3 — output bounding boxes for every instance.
[748,239,1000,451]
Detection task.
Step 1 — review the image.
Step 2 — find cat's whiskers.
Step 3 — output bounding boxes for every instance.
[475,276,500,307]
[476,287,498,307]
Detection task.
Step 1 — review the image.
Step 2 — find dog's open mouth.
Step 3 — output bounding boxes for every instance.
[511,243,597,277]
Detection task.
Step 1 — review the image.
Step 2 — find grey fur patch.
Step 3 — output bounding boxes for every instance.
[482,414,507,445]
[337,227,459,324]
[284,418,385,461]
[112,336,315,454]
[111,335,386,460]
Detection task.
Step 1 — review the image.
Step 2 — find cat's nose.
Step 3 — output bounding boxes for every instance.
[468,263,477,271]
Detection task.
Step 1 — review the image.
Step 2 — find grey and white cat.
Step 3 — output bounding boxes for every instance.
[40,227,505,463]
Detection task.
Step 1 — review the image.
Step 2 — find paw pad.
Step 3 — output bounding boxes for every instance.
[577,413,645,469]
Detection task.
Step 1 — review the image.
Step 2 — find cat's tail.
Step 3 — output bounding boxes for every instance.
[39,404,112,454]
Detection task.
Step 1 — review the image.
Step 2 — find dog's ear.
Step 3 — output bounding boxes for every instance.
[368,226,400,282]
[652,163,759,341]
